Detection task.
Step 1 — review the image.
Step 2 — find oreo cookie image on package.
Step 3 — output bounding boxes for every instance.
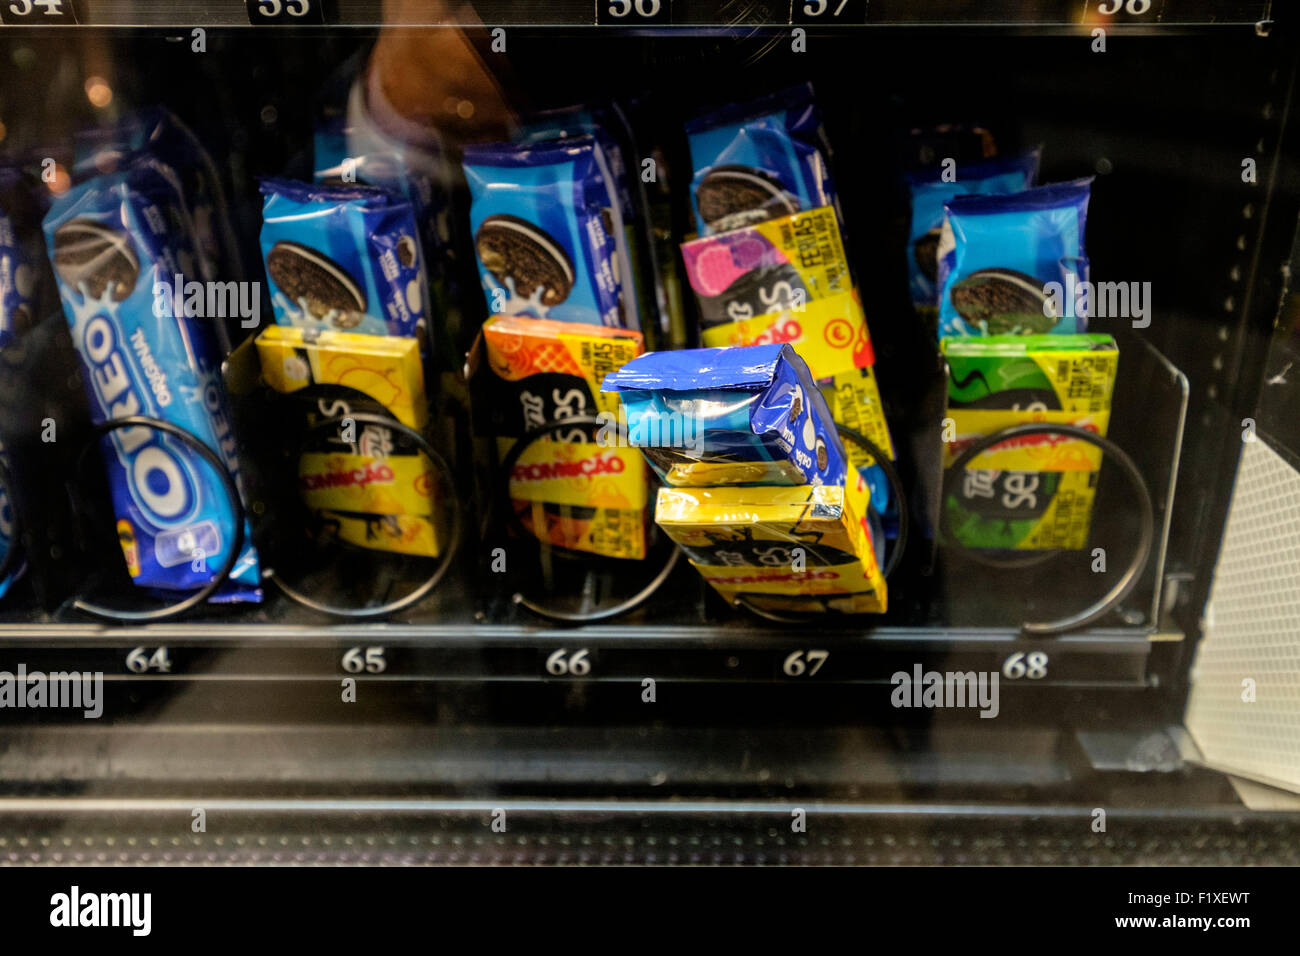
[515,105,656,335]
[463,137,632,329]
[313,117,463,362]
[259,178,429,344]
[75,108,241,287]
[43,158,261,600]
[686,84,839,237]
[601,343,846,488]
[904,149,1039,310]
[936,178,1093,338]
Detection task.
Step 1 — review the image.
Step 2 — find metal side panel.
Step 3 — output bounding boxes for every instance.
[1186,437,1300,793]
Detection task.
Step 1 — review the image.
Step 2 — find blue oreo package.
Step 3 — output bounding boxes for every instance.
[518,106,637,227]
[75,108,239,286]
[0,167,43,348]
[313,116,457,285]
[686,84,840,237]
[936,178,1093,338]
[905,149,1040,309]
[463,136,632,329]
[313,118,456,362]
[259,178,430,344]
[0,442,23,601]
[43,156,261,601]
[602,343,846,488]
[515,106,647,332]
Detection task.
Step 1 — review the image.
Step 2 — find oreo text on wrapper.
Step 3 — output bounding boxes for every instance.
[43,157,261,601]
[258,178,430,345]
[601,343,846,489]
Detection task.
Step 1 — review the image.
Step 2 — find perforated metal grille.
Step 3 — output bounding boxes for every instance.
[1187,439,1300,792]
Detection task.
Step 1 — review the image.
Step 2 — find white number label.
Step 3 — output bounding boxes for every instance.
[1001,650,1049,680]
[802,0,849,16]
[126,647,172,674]
[783,649,829,677]
[9,0,67,14]
[256,0,310,15]
[545,648,591,676]
[606,0,661,17]
[342,646,386,674]
[1098,0,1151,14]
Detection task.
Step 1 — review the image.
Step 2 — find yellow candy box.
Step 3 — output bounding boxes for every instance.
[654,471,887,614]
[256,326,441,558]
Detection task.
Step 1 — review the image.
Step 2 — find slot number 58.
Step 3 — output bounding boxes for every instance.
[1001,651,1048,680]
[1097,0,1151,14]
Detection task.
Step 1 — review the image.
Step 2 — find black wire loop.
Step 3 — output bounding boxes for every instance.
[71,416,245,623]
[267,412,463,620]
[733,423,907,624]
[495,415,677,624]
[940,422,1155,635]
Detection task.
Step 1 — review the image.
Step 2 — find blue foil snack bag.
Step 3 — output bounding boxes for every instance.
[905,149,1040,310]
[259,178,429,343]
[686,84,839,237]
[936,178,1093,338]
[602,343,846,488]
[463,136,631,329]
[44,157,261,601]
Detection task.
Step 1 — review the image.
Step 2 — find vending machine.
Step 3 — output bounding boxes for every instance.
[0,0,1296,868]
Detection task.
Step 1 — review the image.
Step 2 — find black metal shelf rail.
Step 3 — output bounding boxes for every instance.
[0,619,1155,687]
[0,0,1276,29]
